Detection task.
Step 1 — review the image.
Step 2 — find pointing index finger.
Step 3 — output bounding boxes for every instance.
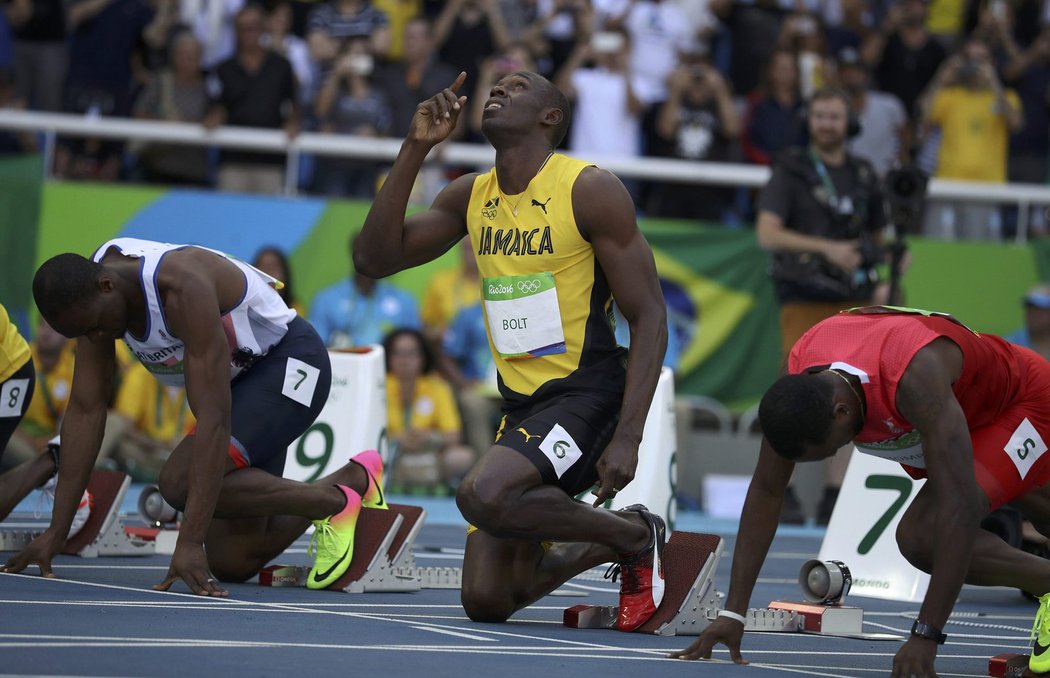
[449,71,467,94]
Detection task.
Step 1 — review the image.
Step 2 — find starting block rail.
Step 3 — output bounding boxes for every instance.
[0,470,153,558]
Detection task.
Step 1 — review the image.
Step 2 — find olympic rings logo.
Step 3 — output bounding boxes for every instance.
[517,279,542,294]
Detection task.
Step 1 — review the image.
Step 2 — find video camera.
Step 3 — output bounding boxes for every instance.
[883,163,929,235]
[881,163,928,304]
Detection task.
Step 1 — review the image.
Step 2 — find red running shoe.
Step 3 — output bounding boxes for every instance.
[605,504,666,631]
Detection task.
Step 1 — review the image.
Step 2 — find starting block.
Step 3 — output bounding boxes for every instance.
[0,470,154,558]
[562,531,879,638]
[327,503,461,593]
[564,531,726,635]
[989,653,1036,677]
[766,600,863,634]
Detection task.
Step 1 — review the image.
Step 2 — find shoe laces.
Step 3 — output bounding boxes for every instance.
[307,519,337,560]
[1033,595,1050,646]
[604,548,649,595]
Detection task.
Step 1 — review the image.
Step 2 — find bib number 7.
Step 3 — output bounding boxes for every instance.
[857,474,913,555]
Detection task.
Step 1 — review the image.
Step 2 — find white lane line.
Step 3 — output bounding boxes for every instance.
[0,634,998,661]
[749,664,851,678]
[748,664,983,678]
[0,573,631,651]
[409,627,497,642]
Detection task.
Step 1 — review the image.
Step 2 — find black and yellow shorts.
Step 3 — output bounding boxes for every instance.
[494,390,623,496]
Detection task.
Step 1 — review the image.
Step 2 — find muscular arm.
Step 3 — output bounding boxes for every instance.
[576,167,667,500]
[49,337,115,538]
[670,433,795,662]
[723,438,796,615]
[896,338,980,631]
[158,262,234,548]
[355,168,472,277]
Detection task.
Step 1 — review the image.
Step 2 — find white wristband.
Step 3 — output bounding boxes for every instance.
[717,609,747,625]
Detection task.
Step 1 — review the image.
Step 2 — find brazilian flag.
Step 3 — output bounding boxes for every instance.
[641,221,782,410]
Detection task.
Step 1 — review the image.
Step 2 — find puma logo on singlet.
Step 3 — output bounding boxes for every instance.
[531,197,552,214]
[517,427,541,443]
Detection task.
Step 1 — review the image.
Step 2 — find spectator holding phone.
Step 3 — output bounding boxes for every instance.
[556,25,643,160]
[313,36,391,197]
[920,37,1023,240]
[651,57,739,220]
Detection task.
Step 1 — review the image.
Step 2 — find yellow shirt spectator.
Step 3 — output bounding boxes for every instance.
[421,267,481,332]
[385,373,462,436]
[21,340,75,437]
[373,0,420,60]
[927,0,965,38]
[0,304,31,382]
[115,363,196,443]
[929,86,1022,182]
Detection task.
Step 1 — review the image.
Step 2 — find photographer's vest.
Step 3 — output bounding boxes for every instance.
[771,147,880,302]
[466,154,626,405]
[781,146,876,240]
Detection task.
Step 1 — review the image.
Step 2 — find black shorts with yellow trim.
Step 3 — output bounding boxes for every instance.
[494,389,623,497]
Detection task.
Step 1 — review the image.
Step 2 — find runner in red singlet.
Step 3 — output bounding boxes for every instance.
[672,307,1050,677]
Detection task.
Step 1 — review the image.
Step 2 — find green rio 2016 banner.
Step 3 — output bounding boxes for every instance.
[0,154,1041,409]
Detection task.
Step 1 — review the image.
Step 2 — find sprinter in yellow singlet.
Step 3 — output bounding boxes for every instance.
[354,71,669,631]
[0,304,55,521]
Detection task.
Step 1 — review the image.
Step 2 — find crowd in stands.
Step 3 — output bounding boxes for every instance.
[4,0,1050,237]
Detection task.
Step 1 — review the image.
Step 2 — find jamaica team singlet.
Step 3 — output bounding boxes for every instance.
[466,154,626,405]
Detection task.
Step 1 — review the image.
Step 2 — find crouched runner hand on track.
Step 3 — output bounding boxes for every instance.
[1,530,65,578]
[669,616,749,664]
[891,636,938,677]
[154,541,228,597]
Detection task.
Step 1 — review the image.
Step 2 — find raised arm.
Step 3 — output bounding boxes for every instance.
[574,167,667,506]
[891,338,978,676]
[2,336,114,577]
[353,73,473,278]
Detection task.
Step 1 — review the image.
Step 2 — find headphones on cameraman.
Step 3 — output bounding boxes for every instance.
[803,86,862,139]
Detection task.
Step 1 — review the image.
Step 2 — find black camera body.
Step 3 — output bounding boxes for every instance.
[884,164,928,235]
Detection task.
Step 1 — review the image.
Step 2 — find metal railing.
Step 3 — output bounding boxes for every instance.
[2,109,1048,241]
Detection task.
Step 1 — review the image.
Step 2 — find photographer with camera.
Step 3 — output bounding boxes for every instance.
[756,86,887,524]
[555,25,643,159]
[920,36,1022,240]
[311,35,391,197]
[650,56,739,220]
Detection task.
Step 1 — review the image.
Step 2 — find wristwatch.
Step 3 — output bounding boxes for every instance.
[910,620,947,644]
